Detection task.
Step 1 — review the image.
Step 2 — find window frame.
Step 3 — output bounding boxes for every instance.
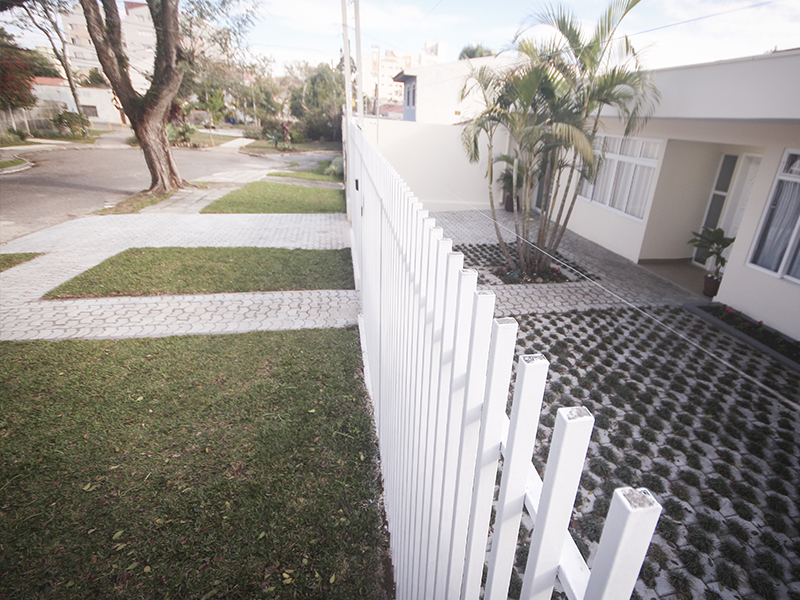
[748,148,800,284]
[578,134,661,220]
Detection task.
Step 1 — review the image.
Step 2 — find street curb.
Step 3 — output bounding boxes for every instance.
[0,157,33,174]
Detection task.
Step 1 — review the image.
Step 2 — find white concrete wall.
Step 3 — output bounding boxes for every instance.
[33,82,123,125]
[651,49,800,121]
[361,118,500,212]
[404,56,518,125]
[716,141,800,341]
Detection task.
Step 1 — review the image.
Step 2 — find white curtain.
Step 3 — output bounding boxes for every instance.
[752,180,800,272]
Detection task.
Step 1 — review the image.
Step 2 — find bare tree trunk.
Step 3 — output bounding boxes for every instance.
[79,0,186,194]
[22,2,84,117]
[486,132,516,270]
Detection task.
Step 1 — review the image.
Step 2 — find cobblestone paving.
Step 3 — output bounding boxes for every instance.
[1,205,357,341]
[433,210,702,316]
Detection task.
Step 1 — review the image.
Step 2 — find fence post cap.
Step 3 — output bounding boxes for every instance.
[520,353,548,364]
[616,487,662,511]
[557,406,592,421]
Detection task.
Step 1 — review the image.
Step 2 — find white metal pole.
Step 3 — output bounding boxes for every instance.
[520,407,594,600]
[340,0,352,123]
[353,0,364,124]
[583,488,662,600]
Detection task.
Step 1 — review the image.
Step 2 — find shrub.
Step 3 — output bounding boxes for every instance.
[640,473,665,494]
[324,155,344,178]
[6,127,28,141]
[51,111,89,137]
[755,551,784,579]
[167,121,197,143]
[657,517,680,543]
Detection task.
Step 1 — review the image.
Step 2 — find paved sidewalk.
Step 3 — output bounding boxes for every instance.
[1,212,357,341]
[434,210,702,315]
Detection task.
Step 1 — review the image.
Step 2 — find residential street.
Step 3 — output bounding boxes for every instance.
[0,131,288,243]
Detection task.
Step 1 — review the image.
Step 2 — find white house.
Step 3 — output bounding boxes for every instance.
[31,77,125,126]
[372,49,800,341]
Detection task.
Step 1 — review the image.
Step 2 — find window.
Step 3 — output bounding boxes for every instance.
[579,134,661,219]
[751,150,800,280]
[81,105,98,117]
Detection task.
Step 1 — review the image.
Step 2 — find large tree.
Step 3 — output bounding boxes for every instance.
[15,0,84,116]
[78,0,255,194]
[79,0,186,193]
[0,27,37,114]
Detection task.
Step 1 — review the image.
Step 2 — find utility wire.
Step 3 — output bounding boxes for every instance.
[407,162,800,411]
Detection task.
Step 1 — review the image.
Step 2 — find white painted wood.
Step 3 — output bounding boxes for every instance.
[584,488,662,600]
[485,354,550,600]
[446,290,496,599]
[462,317,519,600]
[423,245,460,600]
[434,268,478,599]
[520,407,594,600]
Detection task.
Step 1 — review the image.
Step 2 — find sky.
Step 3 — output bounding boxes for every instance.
[251,0,800,74]
[3,0,799,75]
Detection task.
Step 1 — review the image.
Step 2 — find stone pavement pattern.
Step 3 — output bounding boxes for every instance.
[2,170,700,342]
[433,210,701,316]
[1,209,358,341]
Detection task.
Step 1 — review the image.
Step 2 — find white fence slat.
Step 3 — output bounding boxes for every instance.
[461,317,519,600]
[446,290,496,599]
[485,354,550,600]
[423,246,462,600]
[583,488,662,600]
[520,407,594,600]
[347,123,661,600]
[434,268,478,598]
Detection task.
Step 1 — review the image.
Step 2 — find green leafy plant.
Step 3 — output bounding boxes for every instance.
[687,226,735,279]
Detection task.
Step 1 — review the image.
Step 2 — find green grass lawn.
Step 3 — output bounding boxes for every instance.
[245,140,342,154]
[201,182,345,214]
[44,247,355,298]
[0,158,25,169]
[270,160,343,183]
[190,132,237,146]
[0,253,41,272]
[0,329,392,599]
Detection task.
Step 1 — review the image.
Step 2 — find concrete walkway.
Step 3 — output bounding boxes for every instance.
[1,170,702,342]
[434,210,702,316]
[1,182,358,341]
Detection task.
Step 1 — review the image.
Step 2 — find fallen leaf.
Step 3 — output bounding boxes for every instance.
[308,409,316,414]
[258,531,266,540]
[144,565,151,573]
[329,574,336,584]
[112,530,124,540]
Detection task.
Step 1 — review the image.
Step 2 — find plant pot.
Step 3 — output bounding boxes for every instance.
[703,274,721,298]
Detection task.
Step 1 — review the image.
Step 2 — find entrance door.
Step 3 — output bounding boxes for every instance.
[694,154,738,265]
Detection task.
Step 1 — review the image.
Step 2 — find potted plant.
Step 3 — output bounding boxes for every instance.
[687,227,735,297]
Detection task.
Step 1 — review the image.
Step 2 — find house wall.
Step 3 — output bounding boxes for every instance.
[590,118,800,340]
[361,118,499,212]
[717,142,800,341]
[640,140,728,260]
[32,81,123,125]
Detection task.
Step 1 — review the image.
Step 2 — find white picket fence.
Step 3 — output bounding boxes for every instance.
[345,122,662,600]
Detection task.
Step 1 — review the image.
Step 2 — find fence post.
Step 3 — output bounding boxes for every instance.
[520,407,594,600]
[461,317,519,600]
[445,290,496,599]
[583,488,662,600]
[434,268,478,599]
[484,354,550,600]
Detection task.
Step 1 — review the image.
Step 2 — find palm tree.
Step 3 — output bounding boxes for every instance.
[516,0,660,273]
[461,65,516,269]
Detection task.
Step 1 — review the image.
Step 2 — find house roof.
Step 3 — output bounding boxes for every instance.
[393,71,415,83]
[33,77,68,87]
[646,48,800,122]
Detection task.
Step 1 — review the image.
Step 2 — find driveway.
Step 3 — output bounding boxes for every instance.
[0,131,288,243]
